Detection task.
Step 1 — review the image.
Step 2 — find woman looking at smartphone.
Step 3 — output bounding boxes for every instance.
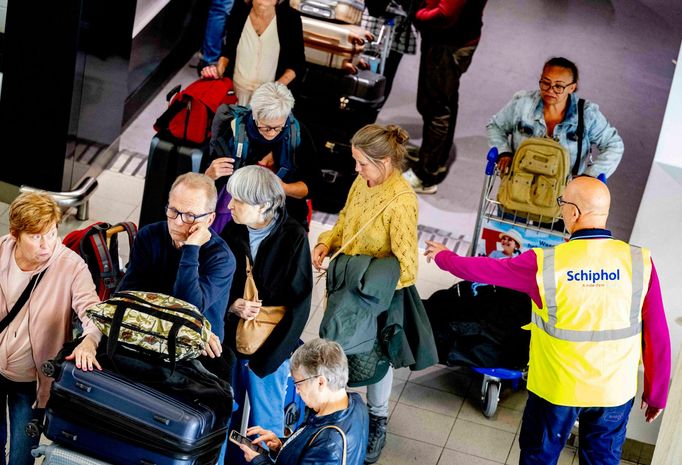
[235,338,369,465]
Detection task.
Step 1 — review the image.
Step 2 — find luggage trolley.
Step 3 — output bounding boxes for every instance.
[468,147,568,417]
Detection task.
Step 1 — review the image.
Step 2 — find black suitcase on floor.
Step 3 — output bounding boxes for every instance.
[42,361,226,465]
[294,64,385,213]
[138,136,204,227]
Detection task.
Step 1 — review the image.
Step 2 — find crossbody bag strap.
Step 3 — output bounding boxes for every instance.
[328,190,414,264]
[0,268,48,335]
[572,98,586,176]
[308,425,347,465]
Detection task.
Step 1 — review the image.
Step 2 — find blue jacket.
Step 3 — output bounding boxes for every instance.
[252,392,369,465]
[118,222,235,340]
[486,90,624,178]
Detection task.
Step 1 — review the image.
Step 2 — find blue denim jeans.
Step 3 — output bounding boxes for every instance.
[201,0,235,64]
[0,376,39,465]
[222,358,290,465]
[519,392,634,465]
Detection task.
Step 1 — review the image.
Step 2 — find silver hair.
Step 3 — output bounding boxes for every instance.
[170,172,218,212]
[226,165,286,221]
[250,82,295,123]
[290,338,349,390]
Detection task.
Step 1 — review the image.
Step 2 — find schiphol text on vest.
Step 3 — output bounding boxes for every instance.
[566,268,621,284]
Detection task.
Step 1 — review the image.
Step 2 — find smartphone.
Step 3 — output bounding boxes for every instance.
[229,430,268,455]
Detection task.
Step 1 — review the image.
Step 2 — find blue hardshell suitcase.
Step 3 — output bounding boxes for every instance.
[44,361,226,465]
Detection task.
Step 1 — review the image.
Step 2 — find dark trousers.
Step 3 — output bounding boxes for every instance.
[414,41,476,186]
[519,392,633,465]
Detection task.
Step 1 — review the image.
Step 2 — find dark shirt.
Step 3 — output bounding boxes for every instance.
[118,222,235,341]
[252,392,369,465]
[221,212,312,377]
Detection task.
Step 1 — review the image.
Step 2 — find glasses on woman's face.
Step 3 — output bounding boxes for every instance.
[539,80,574,95]
[256,122,286,135]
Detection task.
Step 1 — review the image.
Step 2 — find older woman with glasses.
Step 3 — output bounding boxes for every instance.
[487,57,624,178]
[204,81,319,230]
[0,192,103,465]
[237,338,369,465]
[220,165,312,465]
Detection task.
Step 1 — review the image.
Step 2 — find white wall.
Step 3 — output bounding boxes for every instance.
[627,41,682,444]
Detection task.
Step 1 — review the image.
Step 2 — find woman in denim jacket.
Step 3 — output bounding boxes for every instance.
[487,57,624,178]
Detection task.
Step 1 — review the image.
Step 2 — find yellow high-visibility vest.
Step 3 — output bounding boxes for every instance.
[528,239,651,407]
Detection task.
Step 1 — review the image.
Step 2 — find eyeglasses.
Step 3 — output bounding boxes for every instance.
[256,122,286,135]
[293,374,320,386]
[556,196,581,216]
[165,205,213,224]
[539,80,574,95]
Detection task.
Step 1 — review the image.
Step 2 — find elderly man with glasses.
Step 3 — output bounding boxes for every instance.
[119,172,236,365]
[424,176,670,465]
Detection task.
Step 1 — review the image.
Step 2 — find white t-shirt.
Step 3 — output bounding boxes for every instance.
[0,253,38,382]
[233,15,280,105]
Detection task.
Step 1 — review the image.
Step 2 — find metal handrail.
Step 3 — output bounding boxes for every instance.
[20,176,98,221]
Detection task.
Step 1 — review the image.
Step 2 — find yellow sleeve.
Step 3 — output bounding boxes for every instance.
[316,177,360,253]
[388,193,419,288]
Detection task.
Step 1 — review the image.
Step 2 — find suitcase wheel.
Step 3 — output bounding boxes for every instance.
[25,419,42,438]
[41,360,56,378]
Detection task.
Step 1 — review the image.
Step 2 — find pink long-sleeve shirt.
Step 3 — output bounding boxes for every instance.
[434,229,671,408]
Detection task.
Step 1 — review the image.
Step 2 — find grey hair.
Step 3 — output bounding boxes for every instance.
[290,338,348,390]
[170,172,218,212]
[226,165,286,221]
[250,82,295,123]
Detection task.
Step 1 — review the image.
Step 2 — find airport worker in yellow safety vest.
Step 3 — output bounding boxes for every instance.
[423,176,670,465]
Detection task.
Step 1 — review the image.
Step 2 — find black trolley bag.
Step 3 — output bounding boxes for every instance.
[294,63,386,212]
[35,345,231,465]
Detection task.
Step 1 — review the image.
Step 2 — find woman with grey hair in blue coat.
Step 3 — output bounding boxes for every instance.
[237,338,369,465]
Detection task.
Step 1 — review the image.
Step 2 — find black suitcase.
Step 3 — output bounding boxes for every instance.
[42,360,226,465]
[294,64,385,213]
[138,136,204,227]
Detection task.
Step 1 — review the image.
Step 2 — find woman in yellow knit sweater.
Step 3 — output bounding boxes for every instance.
[312,124,420,464]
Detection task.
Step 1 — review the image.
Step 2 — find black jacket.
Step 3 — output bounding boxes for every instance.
[204,106,320,227]
[220,212,312,377]
[222,0,306,89]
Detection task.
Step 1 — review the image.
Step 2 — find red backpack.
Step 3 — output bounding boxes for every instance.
[63,222,138,301]
[153,77,238,146]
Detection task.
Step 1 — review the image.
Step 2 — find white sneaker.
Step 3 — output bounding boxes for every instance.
[403,169,438,194]
[403,169,423,188]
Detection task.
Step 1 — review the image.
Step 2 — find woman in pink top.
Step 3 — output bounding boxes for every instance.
[0,192,102,465]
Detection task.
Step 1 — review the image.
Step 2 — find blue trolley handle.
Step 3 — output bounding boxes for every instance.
[485,147,499,176]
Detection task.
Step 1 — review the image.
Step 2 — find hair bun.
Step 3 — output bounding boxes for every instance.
[386,125,410,145]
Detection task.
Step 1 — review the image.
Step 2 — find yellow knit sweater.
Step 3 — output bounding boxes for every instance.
[317,170,418,289]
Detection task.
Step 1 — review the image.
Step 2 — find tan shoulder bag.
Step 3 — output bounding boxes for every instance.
[235,257,286,355]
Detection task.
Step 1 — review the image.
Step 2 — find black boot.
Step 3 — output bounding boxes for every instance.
[365,414,387,464]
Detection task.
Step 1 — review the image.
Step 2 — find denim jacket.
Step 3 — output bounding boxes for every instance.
[486,90,624,178]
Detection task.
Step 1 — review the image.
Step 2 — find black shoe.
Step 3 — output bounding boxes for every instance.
[365,414,387,464]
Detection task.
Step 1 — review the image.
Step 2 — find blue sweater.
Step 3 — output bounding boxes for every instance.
[118,222,235,340]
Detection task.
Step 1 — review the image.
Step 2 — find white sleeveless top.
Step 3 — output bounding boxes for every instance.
[233,15,280,105]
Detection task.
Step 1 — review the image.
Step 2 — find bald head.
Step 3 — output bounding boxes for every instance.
[562,176,610,232]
